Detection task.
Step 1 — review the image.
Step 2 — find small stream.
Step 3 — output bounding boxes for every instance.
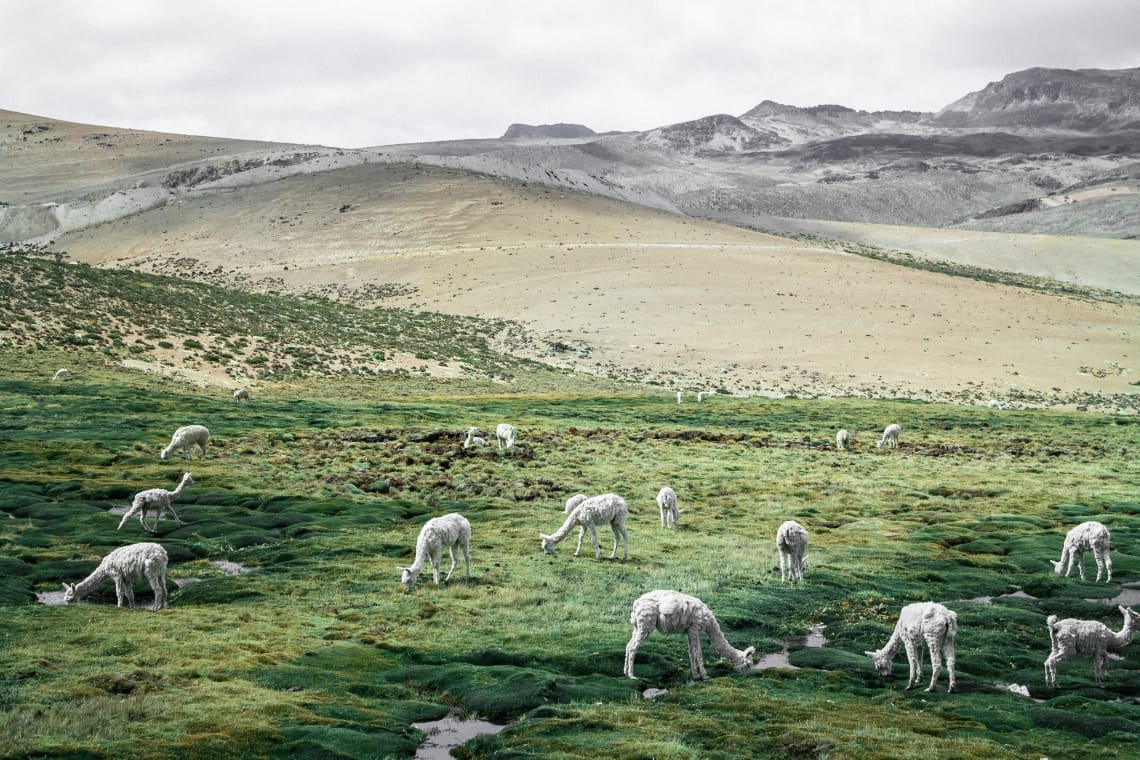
[412,709,507,759]
[753,623,827,670]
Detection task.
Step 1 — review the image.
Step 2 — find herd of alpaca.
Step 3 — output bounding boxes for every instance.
[53,400,1132,694]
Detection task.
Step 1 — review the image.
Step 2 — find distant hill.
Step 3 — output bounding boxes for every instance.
[501,123,596,139]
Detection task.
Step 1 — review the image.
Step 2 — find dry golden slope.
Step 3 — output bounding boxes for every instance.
[45,155,1138,410]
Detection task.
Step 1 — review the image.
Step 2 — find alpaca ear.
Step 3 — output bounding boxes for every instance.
[1049,560,1062,571]
[396,565,408,572]
[864,651,876,658]
[742,646,756,658]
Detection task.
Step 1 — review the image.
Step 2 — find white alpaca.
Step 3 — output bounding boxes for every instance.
[1050,521,1112,582]
[656,487,680,528]
[233,388,250,402]
[776,520,808,583]
[117,472,194,533]
[836,429,851,451]
[1045,606,1140,687]
[541,493,629,560]
[624,590,756,681]
[160,425,210,461]
[52,368,70,381]
[876,423,901,449]
[676,391,683,404]
[495,423,516,450]
[62,542,169,611]
[865,602,958,692]
[397,513,471,591]
[463,427,487,449]
[987,399,1002,410]
[697,392,706,403]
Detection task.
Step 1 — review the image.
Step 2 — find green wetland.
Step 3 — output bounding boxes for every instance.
[2,259,1140,759]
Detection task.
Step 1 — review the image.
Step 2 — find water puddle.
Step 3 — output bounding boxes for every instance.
[1086,584,1140,607]
[754,623,827,671]
[412,709,506,759]
[996,682,1045,703]
[964,589,1037,604]
[212,560,253,575]
[35,590,68,606]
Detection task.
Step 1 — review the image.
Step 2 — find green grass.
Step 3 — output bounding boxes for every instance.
[3,254,1140,758]
[2,351,1139,759]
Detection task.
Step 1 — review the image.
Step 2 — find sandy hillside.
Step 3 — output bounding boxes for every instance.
[51,161,1139,410]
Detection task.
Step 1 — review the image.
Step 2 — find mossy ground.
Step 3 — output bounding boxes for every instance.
[2,351,1139,759]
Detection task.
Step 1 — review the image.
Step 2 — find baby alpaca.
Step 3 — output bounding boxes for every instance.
[233,388,250,402]
[865,602,958,692]
[624,590,756,681]
[776,520,808,583]
[495,423,517,450]
[1045,605,1140,687]
[397,513,471,591]
[1051,521,1112,583]
[541,493,629,560]
[463,427,487,449]
[876,423,901,449]
[657,487,680,528]
[62,542,169,611]
[53,368,70,381]
[117,472,194,533]
[160,425,210,461]
[836,429,851,450]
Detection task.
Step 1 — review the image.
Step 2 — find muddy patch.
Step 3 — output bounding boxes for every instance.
[35,590,69,606]
[754,623,827,671]
[412,708,507,759]
[964,589,1037,604]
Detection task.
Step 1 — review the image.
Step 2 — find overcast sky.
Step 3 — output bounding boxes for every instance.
[4,0,1138,148]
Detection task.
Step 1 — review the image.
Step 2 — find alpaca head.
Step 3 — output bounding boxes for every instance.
[734,646,757,673]
[398,565,421,591]
[1049,559,1065,575]
[865,648,893,677]
[160,448,170,460]
[61,582,78,604]
[540,534,558,554]
[181,472,194,486]
[1121,606,1140,628]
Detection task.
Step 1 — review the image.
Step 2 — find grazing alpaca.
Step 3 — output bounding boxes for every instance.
[988,399,1002,410]
[52,368,70,381]
[1045,606,1140,687]
[463,427,487,449]
[1051,521,1112,583]
[876,423,901,449]
[776,520,808,583]
[233,388,250,402]
[624,590,756,681]
[495,423,516,450]
[656,487,680,528]
[865,602,958,692]
[117,472,194,533]
[836,429,851,450]
[697,391,706,403]
[541,493,629,560]
[676,391,683,404]
[62,542,169,611]
[397,513,471,591]
[160,425,210,461]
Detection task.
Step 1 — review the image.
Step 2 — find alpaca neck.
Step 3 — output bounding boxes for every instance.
[170,479,189,498]
[548,511,581,542]
[876,630,904,662]
[1109,614,1136,650]
[72,565,111,599]
[702,613,747,663]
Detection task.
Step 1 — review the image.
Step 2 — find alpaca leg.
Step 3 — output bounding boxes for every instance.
[444,546,457,582]
[462,538,471,580]
[778,549,788,583]
[924,635,943,692]
[943,634,957,692]
[609,522,621,559]
[574,526,586,557]
[165,503,185,526]
[590,524,601,560]
[624,623,653,679]
[430,547,443,584]
[1104,550,1112,583]
[902,639,920,689]
[1094,651,1106,686]
[150,572,167,611]
[618,521,629,560]
[687,627,708,680]
[1076,551,1086,581]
